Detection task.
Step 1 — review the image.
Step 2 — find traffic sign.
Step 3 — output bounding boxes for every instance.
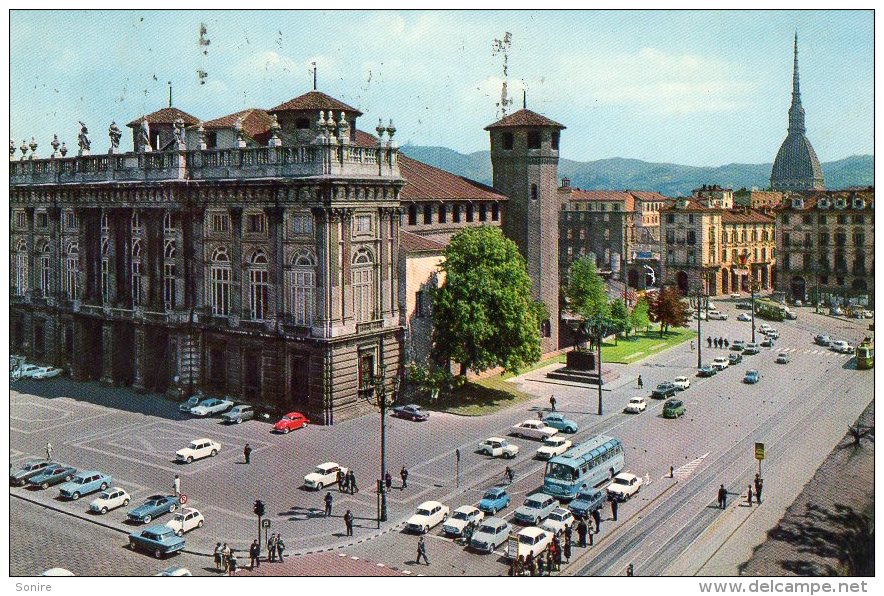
[179,494,188,504]
[262,519,271,528]
[754,443,765,461]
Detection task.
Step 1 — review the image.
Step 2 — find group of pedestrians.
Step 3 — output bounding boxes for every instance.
[213,543,237,575]
[509,528,572,576]
[707,336,730,349]
[718,474,764,510]
[335,469,359,494]
[384,466,409,491]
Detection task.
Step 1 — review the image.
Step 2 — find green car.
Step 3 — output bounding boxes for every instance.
[662,399,686,419]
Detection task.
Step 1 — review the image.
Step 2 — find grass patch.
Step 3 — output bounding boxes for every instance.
[423,376,534,416]
[600,326,694,363]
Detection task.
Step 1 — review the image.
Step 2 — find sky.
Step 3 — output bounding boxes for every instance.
[8,9,874,166]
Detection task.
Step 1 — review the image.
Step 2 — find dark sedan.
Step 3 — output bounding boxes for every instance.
[127,495,180,524]
[391,404,430,421]
[651,382,678,399]
[10,460,55,486]
[728,353,743,365]
[697,365,717,377]
[28,464,77,489]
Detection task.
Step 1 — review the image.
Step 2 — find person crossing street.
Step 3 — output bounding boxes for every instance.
[415,536,429,565]
[400,466,409,489]
[324,491,333,516]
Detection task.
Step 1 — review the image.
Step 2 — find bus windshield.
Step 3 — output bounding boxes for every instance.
[546,462,578,481]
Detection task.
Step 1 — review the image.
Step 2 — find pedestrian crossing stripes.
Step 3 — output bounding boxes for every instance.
[773,347,852,357]
[665,452,709,480]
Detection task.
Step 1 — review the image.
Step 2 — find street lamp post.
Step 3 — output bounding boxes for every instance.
[751,281,757,344]
[697,286,703,369]
[593,315,610,416]
[370,363,400,525]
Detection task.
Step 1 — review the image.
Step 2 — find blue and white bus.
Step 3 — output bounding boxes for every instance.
[543,435,625,499]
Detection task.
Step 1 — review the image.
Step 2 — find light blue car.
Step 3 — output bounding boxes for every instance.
[478,487,511,514]
[58,471,112,500]
[129,525,185,559]
[514,492,558,526]
[744,369,760,384]
[542,413,578,434]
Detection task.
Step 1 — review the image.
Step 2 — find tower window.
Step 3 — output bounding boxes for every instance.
[438,204,447,223]
[479,204,487,221]
[466,204,474,222]
[531,184,538,201]
[453,204,461,223]
[408,204,417,226]
[423,204,432,224]
[527,130,541,150]
[502,132,514,151]
[492,203,499,221]
[551,131,560,150]
[296,118,310,129]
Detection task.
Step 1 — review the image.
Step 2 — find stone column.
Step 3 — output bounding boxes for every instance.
[100,322,115,385]
[132,324,146,390]
[341,209,352,325]
[185,208,206,310]
[266,206,285,323]
[144,209,165,310]
[47,207,62,302]
[378,208,390,317]
[313,207,332,336]
[25,207,35,297]
[229,207,244,318]
[112,208,132,307]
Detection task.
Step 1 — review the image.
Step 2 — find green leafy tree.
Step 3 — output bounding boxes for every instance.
[430,227,541,377]
[564,257,611,349]
[629,298,651,336]
[609,299,630,344]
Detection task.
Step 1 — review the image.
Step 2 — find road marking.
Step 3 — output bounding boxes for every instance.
[666,452,710,480]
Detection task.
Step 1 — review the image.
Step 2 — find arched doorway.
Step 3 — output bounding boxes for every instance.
[627,268,639,289]
[676,271,689,295]
[790,277,806,302]
[721,269,729,294]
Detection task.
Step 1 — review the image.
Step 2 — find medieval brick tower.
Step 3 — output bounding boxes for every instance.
[486,109,565,353]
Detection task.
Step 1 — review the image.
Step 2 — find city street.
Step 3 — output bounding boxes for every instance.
[10,298,873,576]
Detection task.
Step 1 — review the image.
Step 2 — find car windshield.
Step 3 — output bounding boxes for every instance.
[483,491,500,500]
[630,399,642,404]
[613,478,630,486]
[525,497,545,508]
[550,512,566,521]
[314,467,329,474]
[546,462,577,482]
[477,524,497,534]
[452,511,470,521]
[416,508,432,516]
[519,534,537,545]
[656,383,668,389]
[144,530,169,541]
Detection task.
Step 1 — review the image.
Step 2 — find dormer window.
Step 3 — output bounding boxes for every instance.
[835,198,846,209]
[791,197,804,209]
[853,198,865,209]
[296,118,310,130]
[551,131,560,150]
[502,132,514,151]
[527,130,541,150]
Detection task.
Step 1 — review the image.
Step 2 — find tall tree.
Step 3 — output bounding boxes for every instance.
[629,297,651,336]
[565,257,610,321]
[430,227,541,377]
[609,298,630,344]
[650,286,691,336]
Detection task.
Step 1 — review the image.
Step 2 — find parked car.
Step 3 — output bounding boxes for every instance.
[743,343,760,355]
[672,376,691,391]
[58,471,112,500]
[536,436,572,460]
[90,488,131,514]
[478,487,511,514]
[697,365,717,377]
[744,369,760,384]
[735,301,752,309]
[737,313,752,322]
[273,411,309,433]
[406,501,450,534]
[127,494,180,524]
[760,337,774,348]
[28,464,77,489]
[29,366,63,379]
[540,507,575,534]
[663,399,686,419]
[390,404,430,421]
[478,437,519,459]
[221,405,254,424]
[176,439,221,463]
[651,382,678,399]
[128,525,185,559]
[711,357,729,371]
[18,364,45,379]
[607,472,643,502]
[776,353,791,364]
[442,505,484,537]
[178,396,201,413]
[40,568,75,576]
[831,340,855,354]
[165,507,204,536]
[568,488,607,519]
[510,420,558,441]
[814,335,833,347]
[189,397,234,417]
[10,460,56,486]
[728,353,743,365]
[470,517,511,553]
[731,340,747,351]
[707,310,728,320]
[542,413,578,434]
[759,323,773,334]
[303,462,348,490]
[509,527,553,559]
[155,566,192,577]
[514,493,558,525]
[624,397,648,414]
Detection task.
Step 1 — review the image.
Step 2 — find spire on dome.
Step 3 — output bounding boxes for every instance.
[788,32,806,135]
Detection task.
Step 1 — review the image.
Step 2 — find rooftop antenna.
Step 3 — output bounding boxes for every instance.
[168,81,172,108]
[523,89,527,110]
[312,62,317,91]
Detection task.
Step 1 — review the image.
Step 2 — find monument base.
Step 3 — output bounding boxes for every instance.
[546,350,620,385]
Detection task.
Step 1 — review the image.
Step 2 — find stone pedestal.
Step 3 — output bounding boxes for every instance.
[546,349,619,385]
[566,349,596,371]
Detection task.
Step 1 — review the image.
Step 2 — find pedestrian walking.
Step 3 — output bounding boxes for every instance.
[717,484,728,509]
[564,537,572,563]
[724,339,729,349]
[611,498,619,521]
[337,470,345,492]
[537,411,543,420]
[526,552,535,576]
[515,555,525,577]
[385,471,392,492]
[553,538,562,570]
[545,550,554,575]
[276,537,285,561]
[550,395,557,411]
[344,509,354,536]
[324,491,333,516]
[214,542,223,571]
[222,542,231,573]
[755,474,763,504]
[707,336,712,348]
[249,539,260,569]
[690,340,694,351]
[243,443,252,464]
[588,519,595,546]
[592,508,602,533]
[577,518,587,547]
[627,563,635,576]
[637,374,643,389]
[227,550,238,576]
[747,484,753,506]
[267,533,277,562]
[400,466,408,489]
[565,523,573,543]
[670,465,675,478]
[173,474,180,497]
[348,470,358,494]
[416,536,429,565]
[45,442,53,461]
[537,553,545,576]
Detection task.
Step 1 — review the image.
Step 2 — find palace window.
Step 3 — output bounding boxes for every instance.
[453,204,461,223]
[131,240,142,306]
[36,211,48,228]
[101,238,110,304]
[248,250,269,321]
[466,204,474,222]
[408,204,417,226]
[14,239,28,296]
[65,210,78,230]
[246,213,267,234]
[101,212,109,235]
[492,203,499,221]
[212,212,230,233]
[355,214,372,234]
[39,242,51,297]
[527,130,541,149]
[65,243,80,301]
[293,212,314,236]
[531,184,538,201]
[164,240,177,310]
[551,131,560,150]
[288,250,316,326]
[352,248,375,323]
[502,132,514,150]
[210,248,231,316]
[132,212,143,235]
[15,210,27,229]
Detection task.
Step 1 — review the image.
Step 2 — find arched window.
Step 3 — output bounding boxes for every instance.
[14,239,29,296]
[288,250,316,326]
[101,238,110,304]
[163,212,174,235]
[131,240,142,306]
[352,248,374,323]
[65,243,80,301]
[39,242,51,297]
[131,211,143,235]
[100,212,109,235]
[163,240,177,310]
[210,247,231,316]
[248,250,269,321]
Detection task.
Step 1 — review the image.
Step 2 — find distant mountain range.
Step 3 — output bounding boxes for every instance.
[399,146,873,197]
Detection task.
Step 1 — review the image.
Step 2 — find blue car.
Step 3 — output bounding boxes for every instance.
[28,464,77,490]
[128,494,180,524]
[568,488,607,519]
[128,525,186,559]
[478,487,511,514]
[744,369,760,384]
[542,413,578,434]
[58,471,112,500]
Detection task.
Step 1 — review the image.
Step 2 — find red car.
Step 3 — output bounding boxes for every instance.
[273,412,309,434]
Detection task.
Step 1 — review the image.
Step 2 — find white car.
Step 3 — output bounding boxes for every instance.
[155,566,192,577]
[406,500,450,534]
[607,472,643,502]
[540,507,575,534]
[442,505,484,537]
[672,376,691,391]
[189,397,234,417]
[737,313,752,322]
[624,397,647,414]
[165,507,204,536]
[711,356,729,371]
[536,436,572,460]
[478,437,519,459]
[759,323,773,334]
[176,438,221,463]
[707,310,728,320]
[508,527,553,559]
[29,366,63,379]
[89,488,131,514]
[303,462,348,490]
[831,340,855,354]
[510,420,559,441]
